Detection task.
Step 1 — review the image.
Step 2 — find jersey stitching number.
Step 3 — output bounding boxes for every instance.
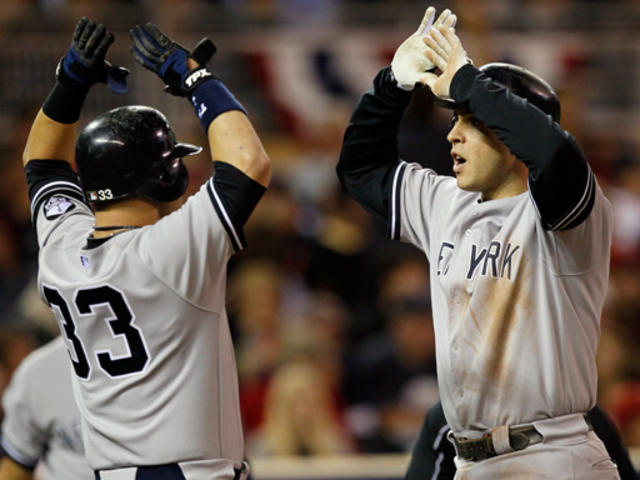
[43,284,150,380]
[75,285,151,379]
[43,285,91,380]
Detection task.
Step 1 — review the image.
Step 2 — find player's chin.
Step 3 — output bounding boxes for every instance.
[456,177,484,195]
[455,174,473,191]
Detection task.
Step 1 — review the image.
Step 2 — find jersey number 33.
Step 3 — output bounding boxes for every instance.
[43,285,150,380]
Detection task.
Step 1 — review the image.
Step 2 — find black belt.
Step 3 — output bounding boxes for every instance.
[95,461,250,480]
[94,464,186,479]
[449,414,593,462]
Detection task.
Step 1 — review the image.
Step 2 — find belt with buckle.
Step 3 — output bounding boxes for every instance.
[450,414,593,462]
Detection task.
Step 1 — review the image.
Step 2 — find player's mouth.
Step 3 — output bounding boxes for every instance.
[452,153,466,173]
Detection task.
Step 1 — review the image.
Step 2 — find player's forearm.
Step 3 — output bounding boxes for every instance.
[339,67,411,168]
[22,76,90,167]
[22,109,78,166]
[337,67,412,222]
[207,110,271,187]
[182,58,270,186]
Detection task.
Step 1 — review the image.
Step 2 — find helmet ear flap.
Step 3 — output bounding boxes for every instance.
[137,158,189,202]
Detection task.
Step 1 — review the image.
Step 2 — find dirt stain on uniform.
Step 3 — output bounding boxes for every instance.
[477,259,532,386]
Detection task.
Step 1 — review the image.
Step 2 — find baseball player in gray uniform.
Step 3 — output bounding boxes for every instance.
[405,401,638,480]
[338,6,619,479]
[21,17,270,480]
[0,337,92,480]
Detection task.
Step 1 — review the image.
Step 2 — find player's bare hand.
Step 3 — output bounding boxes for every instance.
[390,7,457,91]
[421,25,470,100]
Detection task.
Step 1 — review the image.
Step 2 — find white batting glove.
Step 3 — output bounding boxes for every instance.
[391,6,457,91]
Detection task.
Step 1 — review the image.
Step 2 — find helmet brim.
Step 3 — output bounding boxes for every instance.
[171,142,203,159]
[434,96,457,110]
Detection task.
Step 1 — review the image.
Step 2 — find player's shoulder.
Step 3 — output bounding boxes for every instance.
[3,338,68,408]
[142,183,212,231]
[37,193,93,226]
[400,161,459,193]
[12,337,67,381]
[134,182,229,245]
[27,160,89,220]
[594,178,613,213]
[538,176,612,235]
[400,161,439,178]
[36,196,94,251]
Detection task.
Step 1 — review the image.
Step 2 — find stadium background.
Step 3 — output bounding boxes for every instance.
[1,0,640,478]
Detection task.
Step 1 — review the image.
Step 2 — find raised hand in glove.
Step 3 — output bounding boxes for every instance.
[58,17,129,94]
[390,6,457,91]
[129,23,216,96]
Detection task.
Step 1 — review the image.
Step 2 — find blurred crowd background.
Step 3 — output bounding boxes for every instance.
[1,0,640,464]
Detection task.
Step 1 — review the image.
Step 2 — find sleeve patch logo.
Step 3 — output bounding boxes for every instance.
[44,195,75,220]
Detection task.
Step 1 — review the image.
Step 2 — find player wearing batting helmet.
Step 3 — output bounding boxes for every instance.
[338,6,619,479]
[21,17,270,480]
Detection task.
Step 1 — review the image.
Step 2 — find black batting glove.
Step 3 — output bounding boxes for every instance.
[130,23,216,96]
[58,17,129,94]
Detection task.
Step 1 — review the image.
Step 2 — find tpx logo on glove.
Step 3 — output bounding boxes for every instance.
[184,67,213,92]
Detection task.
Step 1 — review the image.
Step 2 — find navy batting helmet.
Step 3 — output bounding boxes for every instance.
[436,62,561,122]
[76,105,201,205]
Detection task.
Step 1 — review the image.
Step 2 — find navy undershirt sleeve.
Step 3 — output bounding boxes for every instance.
[24,159,88,223]
[208,160,265,251]
[337,67,412,225]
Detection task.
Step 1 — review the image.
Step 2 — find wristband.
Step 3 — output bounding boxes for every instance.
[42,80,89,124]
[188,75,247,132]
[182,66,214,93]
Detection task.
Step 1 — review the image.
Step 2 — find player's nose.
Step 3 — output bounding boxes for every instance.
[447,121,463,144]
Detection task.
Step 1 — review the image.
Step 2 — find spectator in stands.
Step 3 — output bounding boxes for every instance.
[246,297,354,456]
[344,256,438,453]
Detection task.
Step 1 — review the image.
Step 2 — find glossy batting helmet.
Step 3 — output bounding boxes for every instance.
[76,105,202,205]
[436,62,561,122]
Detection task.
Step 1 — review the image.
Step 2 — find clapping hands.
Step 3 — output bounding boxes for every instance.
[390,6,457,91]
[421,20,471,101]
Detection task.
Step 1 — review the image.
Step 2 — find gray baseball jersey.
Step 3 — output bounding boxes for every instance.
[1,336,92,479]
[30,176,246,470]
[390,161,612,435]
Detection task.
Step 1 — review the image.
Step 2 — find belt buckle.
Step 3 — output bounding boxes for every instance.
[451,423,541,462]
[450,431,496,462]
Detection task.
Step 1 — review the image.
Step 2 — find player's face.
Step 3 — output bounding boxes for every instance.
[447,112,527,200]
